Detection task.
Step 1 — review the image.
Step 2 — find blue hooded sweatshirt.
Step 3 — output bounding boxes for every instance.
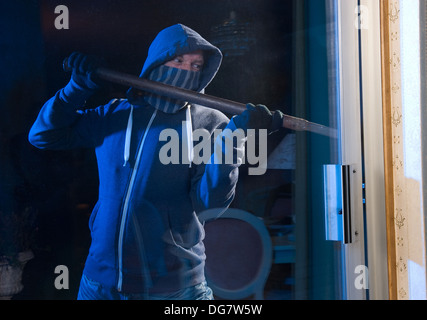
[29,24,243,294]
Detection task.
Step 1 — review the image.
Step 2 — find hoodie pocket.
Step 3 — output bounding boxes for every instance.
[88,201,101,233]
[165,209,205,250]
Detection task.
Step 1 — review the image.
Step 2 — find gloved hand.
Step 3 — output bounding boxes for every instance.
[233,103,284,135]
[66,52,103,90]
[59,52,103,105]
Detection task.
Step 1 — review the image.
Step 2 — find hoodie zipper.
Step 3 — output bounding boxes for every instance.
[117,109,157,292]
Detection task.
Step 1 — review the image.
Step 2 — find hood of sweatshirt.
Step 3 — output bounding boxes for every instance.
[123,24,223,167]
[127,23,223,102]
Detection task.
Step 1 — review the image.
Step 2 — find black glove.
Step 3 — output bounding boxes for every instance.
[233,103,284,134]
[67,52,103,90]
[59,52,103,105]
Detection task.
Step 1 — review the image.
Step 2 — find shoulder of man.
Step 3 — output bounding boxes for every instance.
[91,98,129,116]
[190,103,230,131]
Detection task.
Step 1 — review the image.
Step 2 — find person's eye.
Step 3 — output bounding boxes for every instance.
[173,57,183,64]
[192,63,202,70]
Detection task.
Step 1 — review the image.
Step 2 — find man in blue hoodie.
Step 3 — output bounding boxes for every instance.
[29,24,283,300]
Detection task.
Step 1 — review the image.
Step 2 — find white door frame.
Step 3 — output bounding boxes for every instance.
[337,0,389,300]
[336,0,366,300]
[358,0,389,300]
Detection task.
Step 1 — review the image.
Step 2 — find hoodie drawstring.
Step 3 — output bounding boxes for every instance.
[185,104,194,168]
[123,105,134,167]
[123,105,192,168]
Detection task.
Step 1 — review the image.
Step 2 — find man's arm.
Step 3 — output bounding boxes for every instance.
[28,52,102,150]
[190,104,284,214]
[190,118,243,213]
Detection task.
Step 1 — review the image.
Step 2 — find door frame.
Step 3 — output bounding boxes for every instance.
[336,0,366,300]
[293,0,388,300]
[336,0,391,300]
[338,0,389,299]
[359,0,389,300]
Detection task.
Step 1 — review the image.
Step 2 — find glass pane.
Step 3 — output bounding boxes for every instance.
[223,0,344,300]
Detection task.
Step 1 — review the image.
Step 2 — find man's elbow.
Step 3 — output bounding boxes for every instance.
[28,126,42,149]
[27,126,59,150]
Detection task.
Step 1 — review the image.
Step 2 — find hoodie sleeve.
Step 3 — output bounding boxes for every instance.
[28,91,113,150]
[190,118,245,214]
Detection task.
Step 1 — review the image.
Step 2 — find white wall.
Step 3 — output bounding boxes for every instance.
[400,0,426,300]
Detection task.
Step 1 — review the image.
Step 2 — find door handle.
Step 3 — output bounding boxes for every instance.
[323,164,353,244]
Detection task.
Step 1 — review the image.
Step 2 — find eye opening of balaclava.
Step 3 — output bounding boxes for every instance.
[143,64,201,114]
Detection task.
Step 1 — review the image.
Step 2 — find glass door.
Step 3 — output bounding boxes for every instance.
[295,0,367,300]
[227,0,367,300]
[2,0,374,301]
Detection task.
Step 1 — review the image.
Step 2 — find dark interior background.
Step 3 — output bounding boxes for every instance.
[1,0,294,299]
